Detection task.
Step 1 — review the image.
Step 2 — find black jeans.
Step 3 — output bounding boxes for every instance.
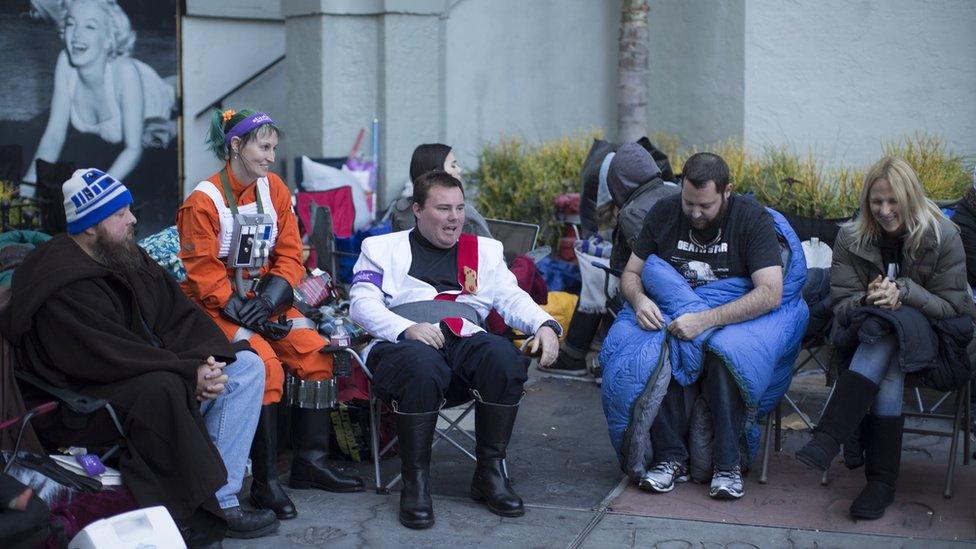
[367,329,530,413]
[649,351,747,471]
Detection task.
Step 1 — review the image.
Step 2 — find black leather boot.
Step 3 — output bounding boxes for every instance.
[249,404,297,520]
[223,506,279,539]
[394,408,438,529]
[470,396,524,517]
[850,415,903,520]
[796,370,878,471]
[288,407,364,492]
[843,419,867,470]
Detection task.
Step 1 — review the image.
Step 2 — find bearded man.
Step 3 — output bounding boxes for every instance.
[620,152,784,500]
[0,169,274,548]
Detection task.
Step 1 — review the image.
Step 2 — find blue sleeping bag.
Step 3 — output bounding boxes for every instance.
[600,209,808,479]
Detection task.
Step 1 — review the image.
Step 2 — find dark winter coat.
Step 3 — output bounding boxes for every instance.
[830,216,976,323]
[951,186,976,289]
[0,234,246,526]
[832,305,974,391]
[829,216,976,390]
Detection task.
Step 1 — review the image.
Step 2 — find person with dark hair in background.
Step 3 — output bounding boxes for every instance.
[621,152,784,500]
[391,143,491,236]
[951,166,976,289]
[350,170,561,529]
[176,108,363,523]
[797,157,975,520]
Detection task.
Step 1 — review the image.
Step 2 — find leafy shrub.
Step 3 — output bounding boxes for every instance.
[468,131,600,246]
[881,133,971,201]
[469,131,971,232]
[667,133,970,218]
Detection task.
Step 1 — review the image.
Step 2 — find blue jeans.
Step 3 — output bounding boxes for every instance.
[199,350,264,509]
[848,335,905,417]
[650,352,747,471]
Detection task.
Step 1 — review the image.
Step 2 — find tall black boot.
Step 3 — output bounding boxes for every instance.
[470,396,524,517]
[249,404,297,520]
[843,419,866,470]
[850,415,903,520]
[796,370,879,471]
[394,408,438,529]
[288,407,364,492]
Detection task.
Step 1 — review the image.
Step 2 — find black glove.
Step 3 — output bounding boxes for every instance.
[236,275,294,326]
[223,294,293,340]
[237,294,274,326]
[255,316,292,341]
[221,293,250,326]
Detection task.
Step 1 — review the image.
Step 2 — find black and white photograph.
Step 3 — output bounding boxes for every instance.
[0,0,178,235]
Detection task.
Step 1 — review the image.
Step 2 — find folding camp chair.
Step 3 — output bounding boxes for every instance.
[324,336,534,493]
[759,361,973,497]
[484,218,540,265]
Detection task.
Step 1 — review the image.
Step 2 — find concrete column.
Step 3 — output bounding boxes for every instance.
[282,0,448,206]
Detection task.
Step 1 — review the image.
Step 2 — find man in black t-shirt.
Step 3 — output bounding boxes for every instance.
[620,152,784,500]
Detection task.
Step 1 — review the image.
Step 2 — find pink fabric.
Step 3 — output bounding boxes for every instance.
[46,486,137,548]
[297,188,356,269]
[296,188,355,239]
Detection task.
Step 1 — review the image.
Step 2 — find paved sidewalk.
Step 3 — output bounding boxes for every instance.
[227,366,976,548]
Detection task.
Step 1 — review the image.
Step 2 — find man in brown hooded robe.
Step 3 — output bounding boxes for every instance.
[0,169,273,547]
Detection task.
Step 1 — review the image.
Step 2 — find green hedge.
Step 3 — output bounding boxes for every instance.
[468,131,971,240]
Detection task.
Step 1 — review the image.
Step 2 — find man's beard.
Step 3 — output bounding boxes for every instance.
[91,226,143,273]
[688,195,728,242]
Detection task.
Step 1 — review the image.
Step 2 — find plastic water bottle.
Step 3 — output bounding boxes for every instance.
[331,318,352,378]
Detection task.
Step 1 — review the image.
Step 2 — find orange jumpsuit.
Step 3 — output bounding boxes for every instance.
[177,165,332,405]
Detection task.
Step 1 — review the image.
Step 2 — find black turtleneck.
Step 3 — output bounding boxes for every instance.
[878,232,904,278]
[408,229,461,292]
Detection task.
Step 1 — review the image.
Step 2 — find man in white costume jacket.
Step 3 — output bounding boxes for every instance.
[350,170,560,529]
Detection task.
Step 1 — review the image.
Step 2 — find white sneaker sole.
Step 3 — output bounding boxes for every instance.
[638,474,688,494]
[708,487,744,500]
[638,478,676,493]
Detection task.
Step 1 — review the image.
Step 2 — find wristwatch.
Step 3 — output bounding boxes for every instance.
[540,320,562,336]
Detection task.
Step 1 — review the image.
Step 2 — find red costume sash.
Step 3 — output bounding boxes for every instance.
[434,233,479,336]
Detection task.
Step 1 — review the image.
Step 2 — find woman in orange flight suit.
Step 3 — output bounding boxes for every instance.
[177,108,363,520]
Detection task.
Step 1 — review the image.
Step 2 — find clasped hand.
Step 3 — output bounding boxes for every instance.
[865,275,901,310]
[196,356,228,401]
[633,294,711,340]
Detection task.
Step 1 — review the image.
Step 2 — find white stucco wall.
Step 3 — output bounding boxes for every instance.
[444,0,619,171]
[181,13,285,195]
[743,0,976,167]
[181,0,976,202]
[646,0,745,149]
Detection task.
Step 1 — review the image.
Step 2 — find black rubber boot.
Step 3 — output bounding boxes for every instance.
[470,396,524,517]
[796,370,878,472]
[394,408,438,529]
[223,506,279,539]
[850,415,903,520]
[289,407,364,492]
[249,405,297,520]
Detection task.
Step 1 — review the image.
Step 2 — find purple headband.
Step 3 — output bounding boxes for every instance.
[225,112,275,147]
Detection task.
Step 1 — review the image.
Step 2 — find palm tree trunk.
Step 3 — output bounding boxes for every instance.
[617,0,649,143]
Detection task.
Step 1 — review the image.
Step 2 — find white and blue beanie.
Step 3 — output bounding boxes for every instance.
[62,168,134,234]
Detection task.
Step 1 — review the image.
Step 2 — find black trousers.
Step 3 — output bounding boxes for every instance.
[367,329,530,413]
[650,351,747,471]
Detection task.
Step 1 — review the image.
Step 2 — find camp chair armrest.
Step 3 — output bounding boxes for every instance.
[13,369,126,441]
[592,261,623,278]
[14,370,108,415]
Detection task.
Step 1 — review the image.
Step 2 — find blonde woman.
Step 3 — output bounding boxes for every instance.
[23,0,175,185]
[797,157,975,519]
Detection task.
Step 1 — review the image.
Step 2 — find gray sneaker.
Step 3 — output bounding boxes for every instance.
[638,461,689,493]
[708,466,744,499]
